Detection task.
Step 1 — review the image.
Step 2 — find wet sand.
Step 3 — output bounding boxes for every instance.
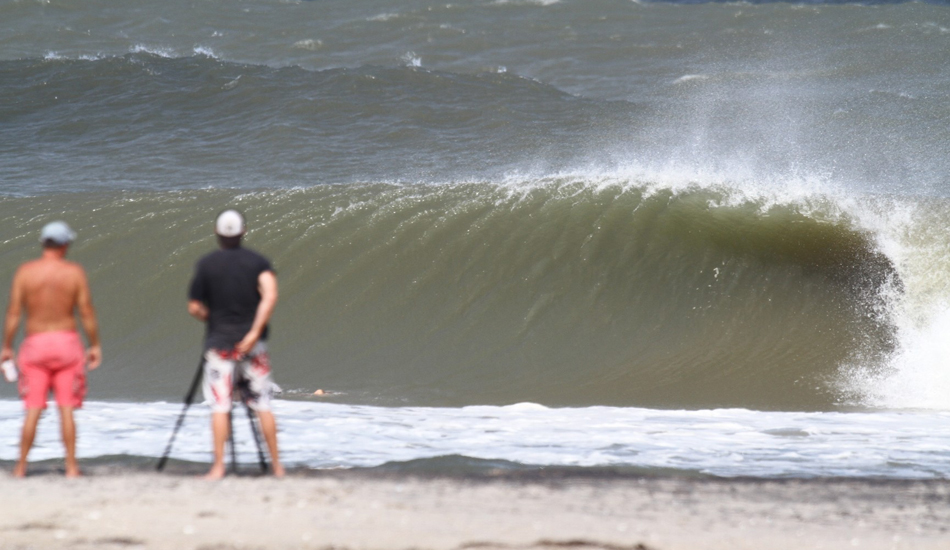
[1,466,949,550]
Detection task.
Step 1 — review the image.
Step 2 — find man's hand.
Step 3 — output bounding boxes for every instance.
[86,345,102,370]
[234,330,260,357]
[0,346,13,363]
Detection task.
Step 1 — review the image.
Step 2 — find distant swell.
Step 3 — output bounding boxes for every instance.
[0,54,627,195]
[0,182,903,410]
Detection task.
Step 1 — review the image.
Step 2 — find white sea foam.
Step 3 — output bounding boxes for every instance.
[672,74,709,84]
[922,22,950,34]
[401,51,422,67]
[844,305,950,411]
[856,24,892,32]
[222,75,242,91]
[193,46,218,58]
[293,39,323,51]
[368,13,400,22]
[834,198,950,411]
[493,0,561,5]
[129,44,175,58]
[2,400,949,478]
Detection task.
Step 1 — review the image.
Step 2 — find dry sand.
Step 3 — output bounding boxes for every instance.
[1,467,949,550]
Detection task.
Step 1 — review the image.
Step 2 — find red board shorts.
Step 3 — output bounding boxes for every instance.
[203,342,274,413]
[17,331,86,410]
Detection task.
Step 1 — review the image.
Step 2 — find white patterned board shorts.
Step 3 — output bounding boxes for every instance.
[202,342,274,413]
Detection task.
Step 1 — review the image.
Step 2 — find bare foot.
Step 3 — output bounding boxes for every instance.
[12,462,26,478]
[203,463,226,480]
[65,466,82,478]
[271,463,286,478]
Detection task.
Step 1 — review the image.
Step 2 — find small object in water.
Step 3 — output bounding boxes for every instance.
[313,389,325,396]
[1,360,17,383]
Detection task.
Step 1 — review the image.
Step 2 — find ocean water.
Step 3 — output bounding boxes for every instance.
[1,0,949,476]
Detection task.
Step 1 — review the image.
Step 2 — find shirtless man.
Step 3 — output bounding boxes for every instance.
[1,221,101,478]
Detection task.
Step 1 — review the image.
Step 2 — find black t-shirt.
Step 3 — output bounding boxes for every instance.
[188,246,273,350]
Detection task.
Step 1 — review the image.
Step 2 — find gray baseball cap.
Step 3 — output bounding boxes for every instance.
[39,221,76,245]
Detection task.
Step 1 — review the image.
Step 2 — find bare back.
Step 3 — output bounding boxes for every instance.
[13,257,86,335]
[2,243,100,371]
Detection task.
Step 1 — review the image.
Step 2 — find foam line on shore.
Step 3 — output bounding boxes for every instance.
[2,400,950,478]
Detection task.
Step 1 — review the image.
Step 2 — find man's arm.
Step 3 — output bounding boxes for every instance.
[75,267,101,369]
[188,265,209,322]
[188,300,208,321]
[234,270,278,355]
[1,269,23,363]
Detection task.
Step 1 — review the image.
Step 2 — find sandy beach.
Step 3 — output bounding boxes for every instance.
[1,466,948,550]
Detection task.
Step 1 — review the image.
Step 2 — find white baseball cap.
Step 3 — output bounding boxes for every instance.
[39,221,76,245]
[215,209,246,237]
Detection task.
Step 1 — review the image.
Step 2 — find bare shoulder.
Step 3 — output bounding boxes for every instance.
[13,259,43,279]
[63,259,86,273]
[17,258,44,271]
[62,260,89,282]
[19,258,87,282]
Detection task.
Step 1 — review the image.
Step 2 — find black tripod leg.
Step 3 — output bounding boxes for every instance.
[156,356,206,472]
[228,407,238,474]
[247,404,269,474]
[239,384,269,474]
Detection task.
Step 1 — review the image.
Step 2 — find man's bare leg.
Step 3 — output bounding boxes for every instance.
[256,410,285,477]
[204,412,230,480]
[58,406,81,477]
[14,408,43,478]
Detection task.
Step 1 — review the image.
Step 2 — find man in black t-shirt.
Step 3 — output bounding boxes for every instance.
[187,209,285,479]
